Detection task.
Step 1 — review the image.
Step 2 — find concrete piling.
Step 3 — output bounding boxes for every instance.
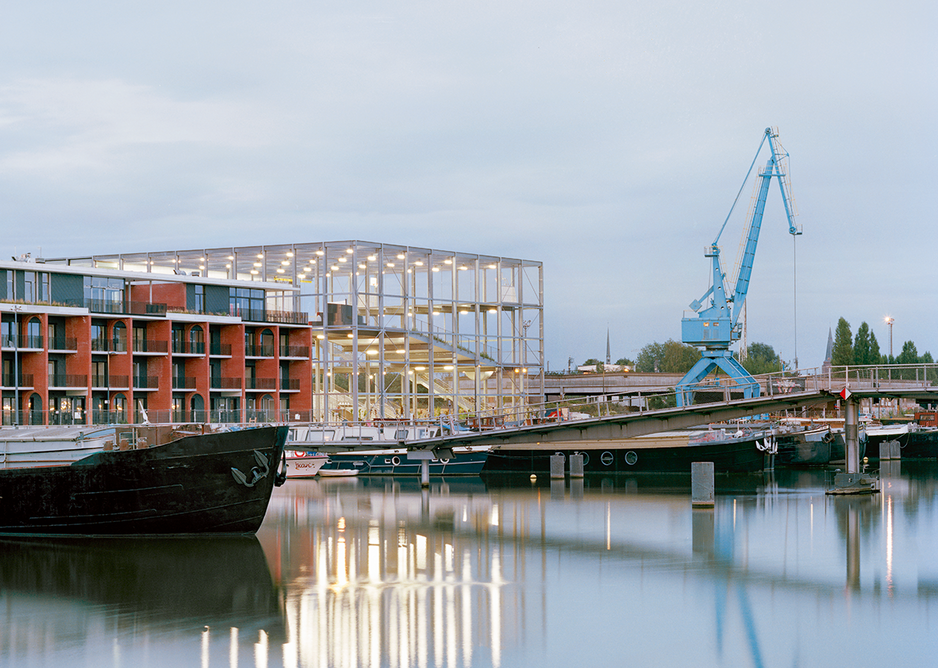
[569,453,584,478]
[550,454,565,480]
[691,462,714,507]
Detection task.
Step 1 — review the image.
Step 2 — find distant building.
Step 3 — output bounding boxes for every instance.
[821,327,833,371]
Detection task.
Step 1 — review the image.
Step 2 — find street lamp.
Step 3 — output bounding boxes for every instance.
[884,316,894,359]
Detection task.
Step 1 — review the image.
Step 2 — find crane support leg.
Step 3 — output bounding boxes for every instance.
[676,355,760,406]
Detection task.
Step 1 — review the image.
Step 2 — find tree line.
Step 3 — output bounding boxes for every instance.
[831,317,932,366]
[576,339,784,375]
[572,318,932,376]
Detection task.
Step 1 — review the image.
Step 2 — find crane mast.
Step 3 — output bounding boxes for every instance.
[676,127,801,406]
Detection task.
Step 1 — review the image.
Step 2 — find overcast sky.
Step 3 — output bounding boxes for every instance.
[2,1,935,371]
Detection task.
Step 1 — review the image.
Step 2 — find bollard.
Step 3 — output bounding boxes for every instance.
[889,440,902,460]
[691,462,715,507]
[569,453,584,478]
[550,454,565,480]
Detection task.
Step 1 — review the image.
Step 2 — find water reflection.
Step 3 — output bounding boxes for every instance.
[1,464,936,667]
[0,536,282,666]
[259,467,938,667]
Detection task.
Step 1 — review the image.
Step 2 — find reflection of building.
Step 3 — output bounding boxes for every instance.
[260,481,512,668]
[3,241,543,425]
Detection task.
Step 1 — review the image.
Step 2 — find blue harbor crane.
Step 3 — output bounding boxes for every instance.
[676,127,801,406]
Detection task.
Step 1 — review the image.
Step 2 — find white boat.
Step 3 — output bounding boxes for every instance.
[287,421,445,448]
[284,450,329,478]
[0,426,117,469]
[318,468,360,477]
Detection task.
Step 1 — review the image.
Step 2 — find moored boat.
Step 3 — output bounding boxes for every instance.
[284,449,329,478]
[481,427,773,475]
[0,425,288,535]
[318,446,489,476]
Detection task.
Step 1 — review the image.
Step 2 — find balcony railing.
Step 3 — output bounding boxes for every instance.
[280,378,301,390]
[245,377,277,390]
[91,374,130,388]
[132,375,161,389]
[280,345,310,358]
[48,336,78,351]
[210,377,242,389]
[172,341,206,355]
[1,373,34,387]
[238,308,309,325]
[133,339,169,353]
[172,376,197,389]
[0,335,44,349]
[245,344,275,357]
[210,343,232,356]
[48,374,88,388]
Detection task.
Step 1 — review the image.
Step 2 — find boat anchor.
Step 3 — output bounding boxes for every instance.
[231,450,271,488]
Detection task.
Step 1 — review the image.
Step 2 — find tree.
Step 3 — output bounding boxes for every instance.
[741,342,781,375]
[615,357,635,368]
[635,339,701,373]
[897,340,919,365]
[831,318,853,366]
[869,331,882,364]
[853,322,872,365]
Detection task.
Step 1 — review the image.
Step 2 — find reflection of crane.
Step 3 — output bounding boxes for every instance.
[677,127,801,406]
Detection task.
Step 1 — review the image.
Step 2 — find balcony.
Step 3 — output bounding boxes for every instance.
[133,339,169,354]
[83,298,168,316]
[210,377,242,390]
[48,374,88,389]
[280,378,301,391]
[239,308,309,325]
[245,377,277,391]
[245,344,275,358]
[172,341,206,355]
[132,375,160,390]
[280,345,310,358]
[1,335,44,350]
[209,342,233,356]
[172,376,197,390]
[91,374,130,389]
[48,336,78,352]
[1,373,34,388]
[91,338,128,353]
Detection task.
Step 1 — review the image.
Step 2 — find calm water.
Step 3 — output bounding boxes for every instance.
[2,461,937,667]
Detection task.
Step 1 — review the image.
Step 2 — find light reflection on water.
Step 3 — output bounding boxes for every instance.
[2,463,937,667]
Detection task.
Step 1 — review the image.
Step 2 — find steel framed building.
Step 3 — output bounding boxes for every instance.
[40,241,544,426]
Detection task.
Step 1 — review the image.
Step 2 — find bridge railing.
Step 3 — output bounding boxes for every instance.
[463,363,938,431]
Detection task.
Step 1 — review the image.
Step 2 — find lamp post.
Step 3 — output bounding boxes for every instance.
[884,316,894,359]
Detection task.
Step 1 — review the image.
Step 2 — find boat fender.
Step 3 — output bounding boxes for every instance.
[392,455,401,467]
